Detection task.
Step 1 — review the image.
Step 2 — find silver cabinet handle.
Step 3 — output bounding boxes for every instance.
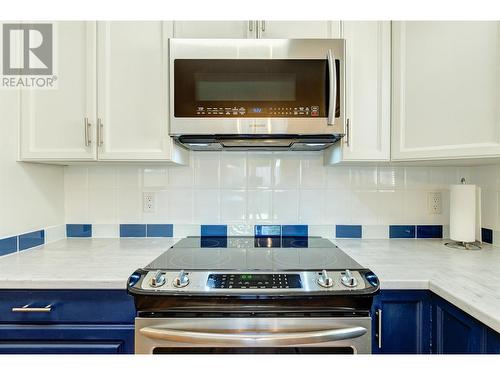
[140,326,366,346]
[84,117,92,146]
[12,304,52,313]
[261,20,266,32]
[98,118,104,147]
[375,309,382,348]
[327,49,337,126]
[248,20,254,32]
[345,118,350,146]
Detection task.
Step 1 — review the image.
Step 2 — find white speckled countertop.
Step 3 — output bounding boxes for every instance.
[332,238,500,333]
[0,238,179,289]
[0,237,498,333]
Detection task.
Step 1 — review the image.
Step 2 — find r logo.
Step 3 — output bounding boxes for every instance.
[2,23,53,75]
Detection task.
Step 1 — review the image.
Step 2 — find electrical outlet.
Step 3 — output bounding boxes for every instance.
[427,192,442,214]
[143,192,155,213]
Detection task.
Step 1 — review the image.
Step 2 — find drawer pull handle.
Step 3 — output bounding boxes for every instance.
[12,304,52,313]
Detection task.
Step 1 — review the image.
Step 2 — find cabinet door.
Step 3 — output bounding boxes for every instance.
[432,294,484,354]
[173,21,256,38]
[372,290,431,354]
[325,21,391,164]
[392,21,500,161]
[258,21,341,38]
[485,327,500,354]
[19,22,97,161]
[97,21,187,163]
[0,325,134,354]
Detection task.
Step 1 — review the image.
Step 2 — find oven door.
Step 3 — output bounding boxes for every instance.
[135,316,371,354]
[169,38,345,136]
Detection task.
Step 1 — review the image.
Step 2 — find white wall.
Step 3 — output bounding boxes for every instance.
[64,152,471,229]
[0,89,65,238]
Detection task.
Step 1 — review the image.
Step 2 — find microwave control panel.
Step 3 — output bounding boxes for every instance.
[195,105,320,117]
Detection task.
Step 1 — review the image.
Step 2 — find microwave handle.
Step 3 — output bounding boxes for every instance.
[327,49,337,126]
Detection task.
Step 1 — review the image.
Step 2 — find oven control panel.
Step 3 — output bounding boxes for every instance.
[195,105,320,117]
[138,270,376,294]
[207,273,302,289]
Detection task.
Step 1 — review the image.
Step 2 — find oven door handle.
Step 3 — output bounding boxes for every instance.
[140,326,367,346]
[327,48,337,126]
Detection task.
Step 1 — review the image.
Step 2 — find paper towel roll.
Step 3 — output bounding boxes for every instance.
[449,184,481,243]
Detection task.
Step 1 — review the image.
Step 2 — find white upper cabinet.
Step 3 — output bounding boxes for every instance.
[97,21,186,162]
[20,22,97,161]
[392,21,500,161]
[257,21,341,38]
[19,21,188,165]
[325,21,391,164]
[173,21,256,38]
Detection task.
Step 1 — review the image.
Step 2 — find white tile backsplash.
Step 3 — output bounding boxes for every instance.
[194,189,220,223]
[64,152,473,228]
[247,153,274,188]
[220,189,247,223]
[45,224,66,243]
[247,189,272,223]
[274,152,300,188]
[92,224,119,238]
[194,153,220,188]
[220,152,247,188]
[272,189,299,223]
[299,189,326,224]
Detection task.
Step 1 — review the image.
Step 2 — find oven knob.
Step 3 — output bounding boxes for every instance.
[149,270,166,288]
[341,269,358,288]
[173,270,189,288]
[317,269,333,288]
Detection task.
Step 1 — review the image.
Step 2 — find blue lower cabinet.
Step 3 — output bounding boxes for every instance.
[431,294,497,354]
[0,290,135,354]
[371,290,431,354]
[0,325,134,354]
[485,327,500,354]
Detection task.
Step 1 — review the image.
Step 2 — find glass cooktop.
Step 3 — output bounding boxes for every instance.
[145,236,363,271]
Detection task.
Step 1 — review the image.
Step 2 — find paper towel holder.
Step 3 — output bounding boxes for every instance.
[445,177,482,250]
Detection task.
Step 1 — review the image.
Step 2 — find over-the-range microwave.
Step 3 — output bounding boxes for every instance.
[169,38,345,151]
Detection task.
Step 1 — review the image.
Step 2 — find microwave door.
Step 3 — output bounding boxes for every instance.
[169,39,345,137]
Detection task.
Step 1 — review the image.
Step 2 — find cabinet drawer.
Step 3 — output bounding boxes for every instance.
[0,324,134,354]
[0,290,135,324]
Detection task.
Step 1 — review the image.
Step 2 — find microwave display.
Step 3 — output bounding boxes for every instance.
[195,73,296,102]
[174,59,338,118]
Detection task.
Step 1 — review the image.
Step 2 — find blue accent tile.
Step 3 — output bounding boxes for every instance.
[482,228,493,244]
[255,225,281,237]
[147,224,173,237]
[0,236,17,256]
[281,225,308,237]
[18,230,45,251]
[336,225,362,239]
[389,225,416,239]
[417,225,443,239]
[120,224,146,238]
[66,224,92,238]
[201,225,227,237]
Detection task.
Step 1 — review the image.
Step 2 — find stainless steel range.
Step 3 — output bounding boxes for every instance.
[127,236,379,354]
